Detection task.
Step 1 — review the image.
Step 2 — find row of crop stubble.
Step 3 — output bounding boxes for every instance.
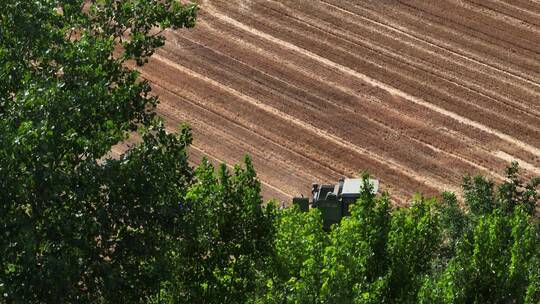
[141,0,540,204]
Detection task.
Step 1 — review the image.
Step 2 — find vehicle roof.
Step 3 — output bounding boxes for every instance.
[341,178,379,196]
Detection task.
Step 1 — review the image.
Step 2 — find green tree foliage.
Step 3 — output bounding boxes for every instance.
[255,168,538,304]
[163,158,275,304]
[258,205,327,304]
[419,206,539,303]
[419,165,540,304]
[464,162,539,216]
[1,0,197,302]
[319,184,392,303]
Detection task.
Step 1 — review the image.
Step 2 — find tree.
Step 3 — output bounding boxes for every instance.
[463,162,539,217]
[257,167,538,304]
[319,179,392,304]
[257,204,328,304]
[419,206,539,303]
[0,0,197,302]
[163,158,275,304]
[419,165,540,304]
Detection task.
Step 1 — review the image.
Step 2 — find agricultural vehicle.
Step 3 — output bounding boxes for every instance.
[292,178,379,230]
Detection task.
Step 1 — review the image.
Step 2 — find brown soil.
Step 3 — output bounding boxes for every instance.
[140,0,540,204]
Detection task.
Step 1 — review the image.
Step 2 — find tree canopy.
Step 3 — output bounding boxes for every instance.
[1,0,198,302]
[257,170,540,304]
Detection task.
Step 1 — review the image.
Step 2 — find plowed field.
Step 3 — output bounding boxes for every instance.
[141,0,540,204]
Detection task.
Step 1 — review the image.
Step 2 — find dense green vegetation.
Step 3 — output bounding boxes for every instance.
[1,1,539,303]
[256,167,540,304]
[1,0,198,302]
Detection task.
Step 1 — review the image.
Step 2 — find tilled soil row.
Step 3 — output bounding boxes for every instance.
[264,0,540,115]
[158,26,505,187]
[208,0,540,148]
[139,0,540,203]
[195,4,540,166]
[154,53,434,200]
[335,0,540,84]
[145,53,442,201]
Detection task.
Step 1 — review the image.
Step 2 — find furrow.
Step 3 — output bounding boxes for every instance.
[152,53,458,193]
[160,24,511,181]
[203,1,540,159]
[260,1,540,119]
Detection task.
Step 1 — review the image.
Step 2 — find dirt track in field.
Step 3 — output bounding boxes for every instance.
[141,0,540,204]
